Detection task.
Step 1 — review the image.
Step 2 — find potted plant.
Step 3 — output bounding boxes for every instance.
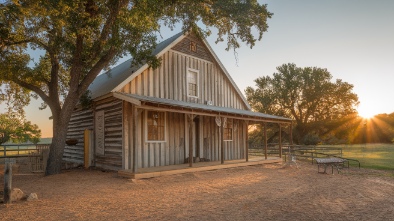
[65,139,78,146]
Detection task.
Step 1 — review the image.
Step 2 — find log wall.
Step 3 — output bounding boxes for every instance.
[94,97,123,170]
[64,108,94,164]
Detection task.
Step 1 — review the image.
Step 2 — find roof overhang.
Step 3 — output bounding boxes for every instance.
[114,92,292,124]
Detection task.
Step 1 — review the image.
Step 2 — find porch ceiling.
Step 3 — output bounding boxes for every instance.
[114,92,292,124]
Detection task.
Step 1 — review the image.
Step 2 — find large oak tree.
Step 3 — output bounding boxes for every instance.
[0,0,272,175]
[245,63,359,144]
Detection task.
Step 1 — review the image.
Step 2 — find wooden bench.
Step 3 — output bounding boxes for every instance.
[314,157,347,174]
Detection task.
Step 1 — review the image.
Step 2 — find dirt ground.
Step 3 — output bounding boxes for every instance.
[1,161,394,221]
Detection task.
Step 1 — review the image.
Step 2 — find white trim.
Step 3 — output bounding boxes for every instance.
[200,38,252,110]
[223,118,234,141]
[113,92,141,106]
[186,68,199,98]
[144,110,167,143]
[111,64,149,93]
[112,34,186,93]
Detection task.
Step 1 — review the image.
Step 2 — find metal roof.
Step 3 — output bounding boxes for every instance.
[88,31,252,110]
[89,32,184,99]
[114,92,292,123]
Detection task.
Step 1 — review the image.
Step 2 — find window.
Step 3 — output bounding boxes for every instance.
[190,41,197,52]
[187,69,199,97]
[146,111,165,141]
[223,118,233,141]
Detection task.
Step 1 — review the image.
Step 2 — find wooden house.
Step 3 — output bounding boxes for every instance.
[64,32,292,172]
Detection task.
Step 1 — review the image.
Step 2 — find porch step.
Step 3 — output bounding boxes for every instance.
[118,157,282,179]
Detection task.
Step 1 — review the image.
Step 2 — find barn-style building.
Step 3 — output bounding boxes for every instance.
[64,32,292,177]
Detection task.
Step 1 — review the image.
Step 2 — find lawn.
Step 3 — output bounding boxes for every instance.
[320,143,394,170]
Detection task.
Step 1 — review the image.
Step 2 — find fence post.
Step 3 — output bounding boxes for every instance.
[4,160,13,204]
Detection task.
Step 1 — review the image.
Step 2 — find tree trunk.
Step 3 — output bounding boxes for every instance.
[45,119,69,175]
[45,98,77,176]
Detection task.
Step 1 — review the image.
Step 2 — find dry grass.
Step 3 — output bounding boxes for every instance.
[1,161,394,221]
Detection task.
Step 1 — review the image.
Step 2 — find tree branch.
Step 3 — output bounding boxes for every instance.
[79,46,118,95]
[12,78,50,106]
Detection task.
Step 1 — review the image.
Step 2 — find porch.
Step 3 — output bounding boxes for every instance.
[118,156,282,179]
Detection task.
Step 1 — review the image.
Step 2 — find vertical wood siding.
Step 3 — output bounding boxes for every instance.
[120,51,248,110]
[126,111,246,169]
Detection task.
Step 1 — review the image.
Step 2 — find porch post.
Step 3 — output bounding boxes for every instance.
[245,120,249,162]
[122,102,130,170]
[221,117,225,164]
[264,122,268,160]
[279,124,282,158]
[132,106,139,173]
[189,114,194,167]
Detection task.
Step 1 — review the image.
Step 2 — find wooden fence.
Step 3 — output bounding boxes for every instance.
[0,144,50,172]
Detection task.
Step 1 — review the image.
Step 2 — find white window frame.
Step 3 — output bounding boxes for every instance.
[223,118,233,141]
[187,68,199,98]
[145,110,166,143]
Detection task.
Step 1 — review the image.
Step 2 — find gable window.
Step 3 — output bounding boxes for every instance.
[223,118,233,141]
[190,41,197,52]
[187,68,199,97]
[146,111,165,141]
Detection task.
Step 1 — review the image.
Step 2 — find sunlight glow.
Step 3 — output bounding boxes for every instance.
[357,105,377,119]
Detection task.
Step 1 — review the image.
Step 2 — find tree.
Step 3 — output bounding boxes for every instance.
[0,113,41,145]
[0,0,273,175]
[245,63,359,144]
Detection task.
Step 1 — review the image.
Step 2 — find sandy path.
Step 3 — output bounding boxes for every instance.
[1,162,394,221]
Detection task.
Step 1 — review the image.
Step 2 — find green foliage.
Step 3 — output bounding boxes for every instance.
[302,133,320,145]
[246,63,359,144]
[79,90,93,109]
[0,112,41,145]
[0,0,273,174]
[0,0,272,113]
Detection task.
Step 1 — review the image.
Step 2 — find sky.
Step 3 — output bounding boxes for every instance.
[1,0,394,138]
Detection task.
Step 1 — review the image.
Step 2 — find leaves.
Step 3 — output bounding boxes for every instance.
[0,112,41,145]
[0,0,272,174]
[246,63,359,144]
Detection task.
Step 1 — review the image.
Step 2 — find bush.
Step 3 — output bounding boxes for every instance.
[303,133,321,145]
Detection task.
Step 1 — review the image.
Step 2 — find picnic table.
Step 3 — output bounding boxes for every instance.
[314,157,348,174]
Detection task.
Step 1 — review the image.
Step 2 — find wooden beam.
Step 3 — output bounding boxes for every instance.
[221,117,225,164]
[189,114,194,167]
[245,121,249,162]
[264,123,268,160]
[132,106,139,173]
[122,102,130,170]
[279,124,282,158]
[138,105,292,124]
[84,129,91,169]
[113,92,141,106]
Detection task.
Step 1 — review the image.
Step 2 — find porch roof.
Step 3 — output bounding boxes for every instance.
[114,92,292,124]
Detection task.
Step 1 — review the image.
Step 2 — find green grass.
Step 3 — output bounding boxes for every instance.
[319,143,394,170]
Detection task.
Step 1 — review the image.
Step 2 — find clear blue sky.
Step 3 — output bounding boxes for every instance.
[2,0,393,137]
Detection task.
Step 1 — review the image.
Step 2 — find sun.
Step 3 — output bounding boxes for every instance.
[357,106,377,119]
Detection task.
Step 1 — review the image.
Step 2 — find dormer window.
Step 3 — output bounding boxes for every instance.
[190,41,197,52]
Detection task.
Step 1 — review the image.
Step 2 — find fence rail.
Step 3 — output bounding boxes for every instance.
[0,144,51,172]
[250,144,361,168]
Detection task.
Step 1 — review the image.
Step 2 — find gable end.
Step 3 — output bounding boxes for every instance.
[171,34,213,62]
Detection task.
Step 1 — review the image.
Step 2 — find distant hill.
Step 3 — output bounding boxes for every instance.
[2,137,52,145]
